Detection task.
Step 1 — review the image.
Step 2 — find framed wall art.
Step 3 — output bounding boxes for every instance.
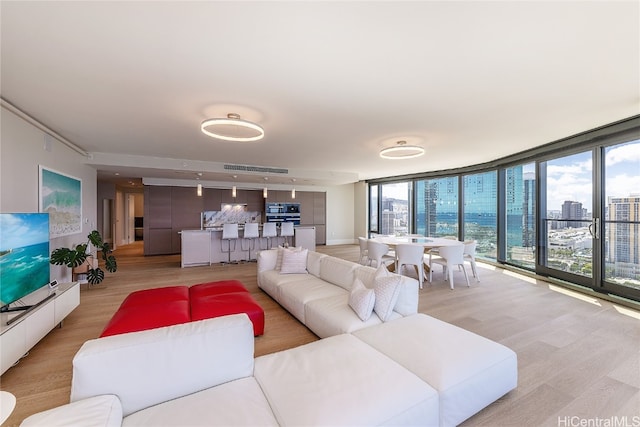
[39,166,82,237]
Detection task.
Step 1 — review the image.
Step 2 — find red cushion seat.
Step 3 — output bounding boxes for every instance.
[120,286,189,308]
[100,300,191,337]
[189,280,248,298]
[190,291,265,336]
[99,281,264,337]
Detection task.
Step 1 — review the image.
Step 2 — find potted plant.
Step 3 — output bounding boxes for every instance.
[50,230,117,285]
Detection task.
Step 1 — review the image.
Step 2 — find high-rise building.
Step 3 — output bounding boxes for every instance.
[562,201,583,220]
[607,195,640,276]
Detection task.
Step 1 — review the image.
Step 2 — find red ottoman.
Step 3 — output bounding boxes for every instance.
[190,291,265,336]
[100,281,265,338]
[100,286,191,337]
[189,280,248,298]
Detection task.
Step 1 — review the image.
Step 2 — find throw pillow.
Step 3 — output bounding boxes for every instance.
[373,265,402,322]
[280,248,309,274]
[275,246,302,271]
[349,278,375,321]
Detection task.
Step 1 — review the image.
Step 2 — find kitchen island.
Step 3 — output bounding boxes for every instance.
[181,225,276,267]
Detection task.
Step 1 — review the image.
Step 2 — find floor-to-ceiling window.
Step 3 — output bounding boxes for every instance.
[369,181,411,236]
[603,139,640,294]
[539,151,594,283]
[369,184,379,234]
[463,171,497,260]
[415,177,458,238]
[504,163,536,269]
[367,117,639,303]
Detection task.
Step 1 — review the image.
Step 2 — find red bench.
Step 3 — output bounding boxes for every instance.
[100,280,265,337]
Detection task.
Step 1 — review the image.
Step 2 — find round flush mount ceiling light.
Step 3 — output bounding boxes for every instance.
[379,140,425,159]
[201,113,264,142]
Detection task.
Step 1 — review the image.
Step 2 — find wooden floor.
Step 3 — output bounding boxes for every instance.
[1,242,639,426]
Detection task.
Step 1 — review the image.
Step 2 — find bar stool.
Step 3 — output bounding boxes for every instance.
[261,222,278,249]
[221,223,239,264]
[242,222,260,262]
[280,221,294,247]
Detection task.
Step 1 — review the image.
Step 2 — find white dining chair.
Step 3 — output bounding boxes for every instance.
[428,243,469,289]
[358,237,369,265]
[366,240,395,269]
[395,243,426,288]
[426,235,458,258]
[463,240,480,281]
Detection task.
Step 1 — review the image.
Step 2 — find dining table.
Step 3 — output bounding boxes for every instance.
[369,235,464,275]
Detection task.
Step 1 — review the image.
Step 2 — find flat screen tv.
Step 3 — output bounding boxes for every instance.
[0,213,51,311]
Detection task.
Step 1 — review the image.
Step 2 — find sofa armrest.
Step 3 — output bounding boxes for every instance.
[71,314,255,417]
[20,395,122,427]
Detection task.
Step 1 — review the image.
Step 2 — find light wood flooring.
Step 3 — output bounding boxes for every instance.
[1,242,639,426]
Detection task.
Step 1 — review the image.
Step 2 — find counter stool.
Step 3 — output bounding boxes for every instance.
[221,223,239,264]
[261,222,278,249]
[242,222,260,262]
[280,221,294,247]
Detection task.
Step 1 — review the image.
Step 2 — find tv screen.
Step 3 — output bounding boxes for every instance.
[0,213,50,308]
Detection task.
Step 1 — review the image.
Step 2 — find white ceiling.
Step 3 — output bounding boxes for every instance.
[2,1,639,189]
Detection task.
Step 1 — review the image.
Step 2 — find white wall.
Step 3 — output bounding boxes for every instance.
[1,106,97,283]
[325,183,355,245]
[353,181,368,239]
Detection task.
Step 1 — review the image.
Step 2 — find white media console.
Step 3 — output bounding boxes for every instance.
[0,282,80,375]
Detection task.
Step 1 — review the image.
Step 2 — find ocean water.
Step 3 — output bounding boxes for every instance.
[0,241,50,306]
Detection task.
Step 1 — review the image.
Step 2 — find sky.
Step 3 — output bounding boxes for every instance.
[547,139,640,211]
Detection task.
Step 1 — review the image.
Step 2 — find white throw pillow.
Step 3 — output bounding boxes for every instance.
[275,246,302,270]
[280,248,309,274]
[373,265,402,321]
[348,278,376,321]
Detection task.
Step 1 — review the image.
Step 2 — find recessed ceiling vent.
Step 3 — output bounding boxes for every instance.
[224,164,288,174]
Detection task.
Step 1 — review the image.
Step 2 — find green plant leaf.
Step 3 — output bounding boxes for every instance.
[87,268,105,284]
[105,256,117,273]
[87,230,104,248]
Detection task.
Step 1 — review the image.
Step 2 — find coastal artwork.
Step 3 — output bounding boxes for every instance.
[39,166,82,237]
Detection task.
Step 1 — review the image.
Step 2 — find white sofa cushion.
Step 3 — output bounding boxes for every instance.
[254,334,440,426]
[277,276,346,323]
[319,256,357,291]
[275,246,303,270]
[122,377,278,427]
[348,278,375,321]
[20,395,122,427]
[373,265,403,321]
[280,248,308,274]
[354,265,419,316]
[71,314,255,417]
[305,250,326,276]
[305,294,400,338]
[353,314,518,427]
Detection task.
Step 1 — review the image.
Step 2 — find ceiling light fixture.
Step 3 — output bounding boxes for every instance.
[291,179,296,199]
[201,113,264,142]
[196,173,203,196]
[379,140,425,159]
[232,175,237,198]
[263,177,268,198]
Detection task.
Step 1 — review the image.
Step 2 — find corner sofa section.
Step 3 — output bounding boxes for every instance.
[257,248,419,338]
[21,314,441,427]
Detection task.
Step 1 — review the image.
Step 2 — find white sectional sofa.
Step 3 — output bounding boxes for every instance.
[257,248,420,337]
[21,249,518,427]
[21,314,441,427]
